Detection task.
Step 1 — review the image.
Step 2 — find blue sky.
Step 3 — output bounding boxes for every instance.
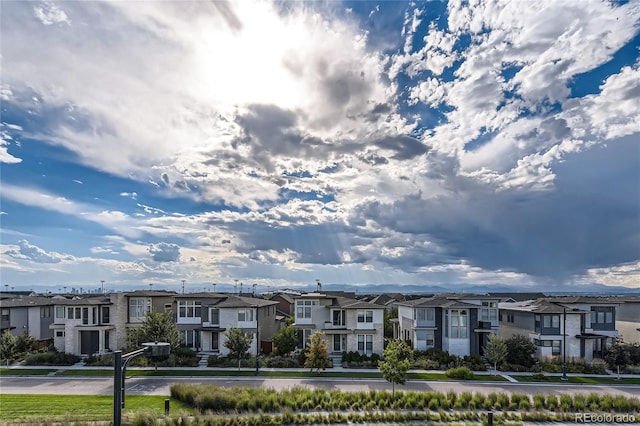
[1,0,639,293]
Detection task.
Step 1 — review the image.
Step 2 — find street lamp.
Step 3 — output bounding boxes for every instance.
[561,307,568,381]
[113,342,170,426]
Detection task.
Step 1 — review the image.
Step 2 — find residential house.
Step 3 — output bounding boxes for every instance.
[499,297,620,360]
[50,294,115,355]
[174,293,279,356]
[608,296,640,344]
[0,295,56,347]
[397,293,500,357]
[292,292,385,362]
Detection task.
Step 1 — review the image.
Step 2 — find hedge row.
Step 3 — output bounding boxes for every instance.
[170,384,640,414]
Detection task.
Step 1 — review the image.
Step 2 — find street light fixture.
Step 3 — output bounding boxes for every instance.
[254,304,260,375]
[113,342,170,426]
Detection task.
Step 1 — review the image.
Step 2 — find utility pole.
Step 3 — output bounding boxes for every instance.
[101,280,105,294]
[562,307,568,380]
[181,280,186,294]
[212,283,216,293]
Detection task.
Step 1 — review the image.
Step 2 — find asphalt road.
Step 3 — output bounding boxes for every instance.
[2,375,640,398]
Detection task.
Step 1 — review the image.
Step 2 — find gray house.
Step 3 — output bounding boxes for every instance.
[0,295,56,345]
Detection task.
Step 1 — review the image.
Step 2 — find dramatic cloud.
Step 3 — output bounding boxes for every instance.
[0,0,638,291]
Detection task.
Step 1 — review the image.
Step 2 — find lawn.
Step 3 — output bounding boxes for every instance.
[0,394,193,422]
[0,368,56,376]
[511,375,640,385]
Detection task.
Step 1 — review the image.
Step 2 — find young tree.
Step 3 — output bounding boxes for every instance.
[127,311,182,351]
[304,331,331,373]
[605,338,631,379]
[14,331,35,354]
[0,330,17,363]
[484,333,507,374]
[224,327,253,369]
[505,334,537,368]
[272,325,298,357]
[379,339,412,399]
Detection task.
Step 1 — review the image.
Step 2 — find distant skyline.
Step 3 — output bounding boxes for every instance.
[1,1,639,293]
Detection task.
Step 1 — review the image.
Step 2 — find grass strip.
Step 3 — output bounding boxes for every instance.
[511,375,640,385]
[0,368,56,375]
[0,394,193,422]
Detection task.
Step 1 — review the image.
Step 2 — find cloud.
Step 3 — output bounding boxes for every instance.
[5,240,66,263]
[148,242,181,262]
[33,1,70,26]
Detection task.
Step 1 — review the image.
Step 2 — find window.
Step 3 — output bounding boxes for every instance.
[182,330,200,349]
[357,334,373,355]
[56,331,64,337]
[75,307,81,319]
[426,331,435,348]
[105,331,110,351]
[40,306,51,318]
[101,306,110,324]
[534,314,540,331]
[177,300,201,318]
[417,309,425,321]
[480,302,497,322]
[238,308,254,322]
[450,309,468,338]
[426,308,434,321]
[296,300,317,319]
[358,310,373,323]
[130,298,149,319]
[210,308,219,325]
[55,306,64,319]
[333,334,342,352]
[552,340,561,355]
[82,307,89,325]
[67,307,74,319]
[542,315,560,329]
[591,307,614,326]
[332,310,345,326]
[1,309,9,321]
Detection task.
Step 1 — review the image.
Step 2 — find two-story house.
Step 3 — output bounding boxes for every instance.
[174,293,279,356]
[50,295,115,355]
[0,295,56,347]
[292,292,385,362]
[397,294,500,357]
[612,296,640,344]
[499,297,620,360]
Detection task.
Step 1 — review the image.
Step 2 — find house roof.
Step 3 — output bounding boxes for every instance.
[328,296,384,309]
[487,292,547,302]
[213,295,278,309]
[397,293,499,309]
[0,296,58,308]
[499,299,590,314]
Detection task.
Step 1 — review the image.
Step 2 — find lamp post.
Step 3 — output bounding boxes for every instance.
[113,342,170,426]
[561,307,568,381]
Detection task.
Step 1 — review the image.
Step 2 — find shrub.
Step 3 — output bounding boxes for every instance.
[24,351,80,365]
[444,366,474,380]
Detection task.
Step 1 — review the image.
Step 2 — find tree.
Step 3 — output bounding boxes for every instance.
[127,310,182,351]
[224,327,253,369]
[383,306,398,339]
[379,339,412,399]
[0,330,17,363]
[605,338,631,379]
[484,333,507,374]
[505,334,537,368]
[272,325,298,357]
[304,331,331,373]
[14,331,35,354]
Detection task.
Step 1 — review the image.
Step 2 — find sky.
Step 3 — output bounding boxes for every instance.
[1,0,639,294]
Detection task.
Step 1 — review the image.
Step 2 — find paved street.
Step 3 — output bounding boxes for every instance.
[2,375,639,399]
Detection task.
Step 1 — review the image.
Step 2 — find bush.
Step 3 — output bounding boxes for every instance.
[24,351,81,365]
[463,355,487,371]
[444,367,474,380]
[262,356,299,368]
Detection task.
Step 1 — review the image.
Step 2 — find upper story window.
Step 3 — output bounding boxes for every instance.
[481,302,497,322]
[1,309,8,321]
[238,308,254,322]
[416,308,435,321]
[332,310,346,326]
[449,309,468,338]
[55,306,64,319]
[296,300,318,319]
[543,315,560,328]
[209,308,219,325]
[177,300,201,319]
[591,307,614,330]
[40,306,52,318]
[358,310,374,323]
[101,306,110,324]
[130,298,149,320]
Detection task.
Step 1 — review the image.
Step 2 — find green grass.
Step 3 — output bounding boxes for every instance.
[0,368,56,376]
[511,375,640,385]
[0,394,193,422]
